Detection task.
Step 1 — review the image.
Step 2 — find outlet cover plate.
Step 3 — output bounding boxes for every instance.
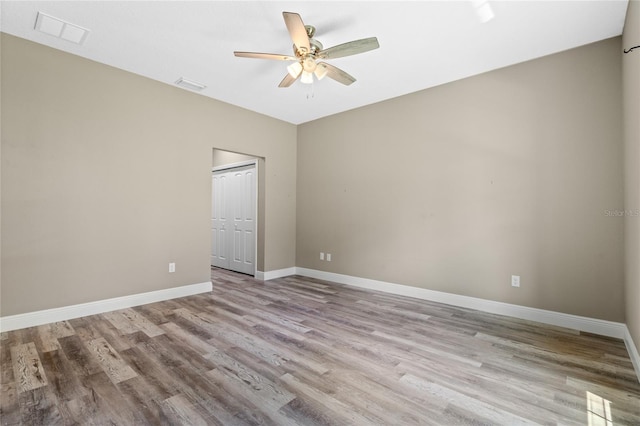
[511,275,520,287]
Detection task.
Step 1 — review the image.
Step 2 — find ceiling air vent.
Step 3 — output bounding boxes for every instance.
[175,78,207,92]
[34,12,90,45]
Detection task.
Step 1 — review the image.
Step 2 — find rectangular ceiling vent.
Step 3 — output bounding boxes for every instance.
[34,12,90,45]
[175,78,207,92]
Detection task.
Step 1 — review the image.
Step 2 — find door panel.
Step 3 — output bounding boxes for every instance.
[244,230,254,265]
[211,174,229,268]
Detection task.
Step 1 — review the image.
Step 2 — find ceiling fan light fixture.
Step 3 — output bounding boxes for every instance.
[287,62,303,78]
[302,57,317,73]
[301,71,314,84]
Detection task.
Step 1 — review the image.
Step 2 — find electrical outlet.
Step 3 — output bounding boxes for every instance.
[169,262,176,273]
[326,253,332,262]
[511,275,520,287]
[320,252,325,260]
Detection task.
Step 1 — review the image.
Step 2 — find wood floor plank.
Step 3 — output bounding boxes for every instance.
[216,344,289,386]
[1,332,16,385]
[56,335,104,378]
[0,382,20,425]
[127,329,238,413]
[17,386,63,425]
[159,321,218,357]
[213,323,291,368]
[289,360,432,426]
[85,337,137,384]
[277,397,336,426]
[326,368,445,425]
[398,356,577,424]
[161,394,211,426]
[130,303,171,326]
[1,267,639,425]
[36,322,75,353]
[246,309,312,334]
[565,375,640,421]
[63,394,104,425]
[143,349,272,425]
[243,285,292,303]
[66,317,103,343]
[114,379,169,425]
[118,345,184,400]
[39,350,89,402]
[247,324,329,376]
[10,343,48,393]
[207,368,297,425]
[118,308,165,337]
[101,311,140,335]
[77,371,147,424]
[88,317,135,352]
[280,372,383,425]
[199,338,282,393]
[399,373,537,425]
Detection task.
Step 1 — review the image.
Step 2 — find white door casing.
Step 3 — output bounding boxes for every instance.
[211,163,256,275]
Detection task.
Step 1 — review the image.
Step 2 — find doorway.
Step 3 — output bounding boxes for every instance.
[211,162,257,275]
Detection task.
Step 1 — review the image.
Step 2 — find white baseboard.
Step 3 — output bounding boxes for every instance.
[295,268,628,339]
[0,281,212,332]
[624,327,640,383]
[256,267,297,281]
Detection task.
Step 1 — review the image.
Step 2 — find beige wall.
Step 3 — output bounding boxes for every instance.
[298,37,624,322]
[623,1,640,354]
[1,34,297,316]
[1,27,632,330]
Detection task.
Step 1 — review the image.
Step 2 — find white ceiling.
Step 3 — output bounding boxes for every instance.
[0,1,629,125]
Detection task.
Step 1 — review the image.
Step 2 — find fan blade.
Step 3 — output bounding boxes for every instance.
[278,72,299,88]
[283,12,311,54]
[234,51,296,61]
[318,37,379,59]
[317,62,356,86]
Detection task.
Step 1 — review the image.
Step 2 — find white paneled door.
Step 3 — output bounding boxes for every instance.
[211,164,256,275]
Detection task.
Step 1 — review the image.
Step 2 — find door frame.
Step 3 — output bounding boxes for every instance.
[212,159,258,276]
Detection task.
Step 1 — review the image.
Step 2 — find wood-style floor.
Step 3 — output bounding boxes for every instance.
[1,268,639,425]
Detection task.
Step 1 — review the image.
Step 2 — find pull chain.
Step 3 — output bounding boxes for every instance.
[306,81,315,99]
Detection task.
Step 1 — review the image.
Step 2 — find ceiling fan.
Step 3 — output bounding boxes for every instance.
[234,12,379,88]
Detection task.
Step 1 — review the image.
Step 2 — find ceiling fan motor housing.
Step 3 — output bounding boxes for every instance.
[309,38,323,56]
[294,38,323,57]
